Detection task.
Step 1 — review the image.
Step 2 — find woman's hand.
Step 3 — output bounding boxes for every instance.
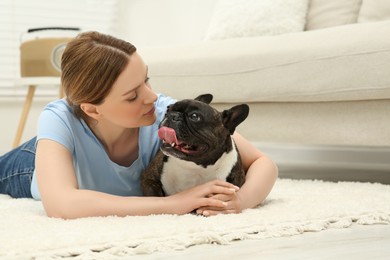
[196,190,243,216]
[166,179,240,215]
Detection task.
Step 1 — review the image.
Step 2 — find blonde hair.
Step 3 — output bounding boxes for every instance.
[61,31,136,121]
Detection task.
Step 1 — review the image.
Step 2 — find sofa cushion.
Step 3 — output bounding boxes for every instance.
[358,0,390,23]
[305,0,362,30]
[141,21,390,104]
[204,0,309,41]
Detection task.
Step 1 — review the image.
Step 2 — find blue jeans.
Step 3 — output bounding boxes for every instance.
[0,137,36,198]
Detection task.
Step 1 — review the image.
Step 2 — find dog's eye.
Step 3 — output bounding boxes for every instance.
[189,113,201,122]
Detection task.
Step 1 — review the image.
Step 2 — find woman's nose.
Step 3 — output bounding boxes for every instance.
[143,83,158,104]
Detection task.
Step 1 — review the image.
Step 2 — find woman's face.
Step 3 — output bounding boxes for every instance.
[95,52,158,128]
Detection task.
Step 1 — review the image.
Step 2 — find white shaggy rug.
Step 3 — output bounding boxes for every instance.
[1,178,389,259]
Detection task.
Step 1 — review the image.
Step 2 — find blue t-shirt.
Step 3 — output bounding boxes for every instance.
[30,94,176,200]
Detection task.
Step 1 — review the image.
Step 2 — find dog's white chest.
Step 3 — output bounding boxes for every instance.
[161,148,238,196]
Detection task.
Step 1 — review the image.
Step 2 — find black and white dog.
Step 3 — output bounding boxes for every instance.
[140,94,249,196]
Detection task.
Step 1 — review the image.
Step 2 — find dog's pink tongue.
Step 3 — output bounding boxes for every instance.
[158,127,179,144]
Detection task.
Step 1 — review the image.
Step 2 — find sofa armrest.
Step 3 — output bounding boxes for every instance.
[140,20,390,103]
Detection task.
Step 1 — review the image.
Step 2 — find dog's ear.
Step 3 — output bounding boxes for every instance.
[195,94,213,104]
[222,104,249,135]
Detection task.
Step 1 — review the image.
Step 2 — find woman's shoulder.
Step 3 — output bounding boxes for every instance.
[37,99,89,153]
[40,99,78,125]
[44,98,72,113]
[38,98,83,133]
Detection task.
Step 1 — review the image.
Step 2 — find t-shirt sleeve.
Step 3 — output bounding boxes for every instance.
[36,105,75,153]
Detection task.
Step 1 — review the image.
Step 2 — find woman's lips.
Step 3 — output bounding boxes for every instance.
[145,106,155,116]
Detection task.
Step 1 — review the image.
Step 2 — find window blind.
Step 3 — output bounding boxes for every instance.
[0,0,118,96]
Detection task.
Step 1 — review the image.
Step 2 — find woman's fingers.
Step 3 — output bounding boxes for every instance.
[201,197,228,209]
[200,180,239,196]
[197,191,243,216]
[170,180,240,215]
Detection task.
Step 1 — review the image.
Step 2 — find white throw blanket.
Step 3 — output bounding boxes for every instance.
[1,178,389,259]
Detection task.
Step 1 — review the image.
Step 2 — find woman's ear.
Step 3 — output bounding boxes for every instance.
[80,103,100,120]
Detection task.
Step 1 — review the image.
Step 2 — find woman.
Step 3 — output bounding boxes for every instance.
[0,31,278,219]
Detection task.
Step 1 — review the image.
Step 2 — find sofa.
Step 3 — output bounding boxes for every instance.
[139,0,390,180]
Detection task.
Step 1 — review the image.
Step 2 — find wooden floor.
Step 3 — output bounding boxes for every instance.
[135,224,390,259]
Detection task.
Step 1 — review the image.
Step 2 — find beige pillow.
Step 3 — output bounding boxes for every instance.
[204,0,309,41]
[305,0,363,30]
[358,0,390,23]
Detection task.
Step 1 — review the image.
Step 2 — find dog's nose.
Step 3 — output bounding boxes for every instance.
[169,112,182,122]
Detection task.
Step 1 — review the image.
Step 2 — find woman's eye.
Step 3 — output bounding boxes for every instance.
[127,94,137,102]
[145,77,150,85]
[189,113,200,122]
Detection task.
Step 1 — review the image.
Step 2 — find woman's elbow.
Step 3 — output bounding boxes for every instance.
[42,197,79,219]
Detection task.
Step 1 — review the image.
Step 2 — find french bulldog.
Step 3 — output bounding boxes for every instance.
[140,94,249,196]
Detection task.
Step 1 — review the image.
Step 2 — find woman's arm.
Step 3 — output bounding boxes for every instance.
[233,132,278,210]
[35,139,238,219]
[196,132,278,216]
